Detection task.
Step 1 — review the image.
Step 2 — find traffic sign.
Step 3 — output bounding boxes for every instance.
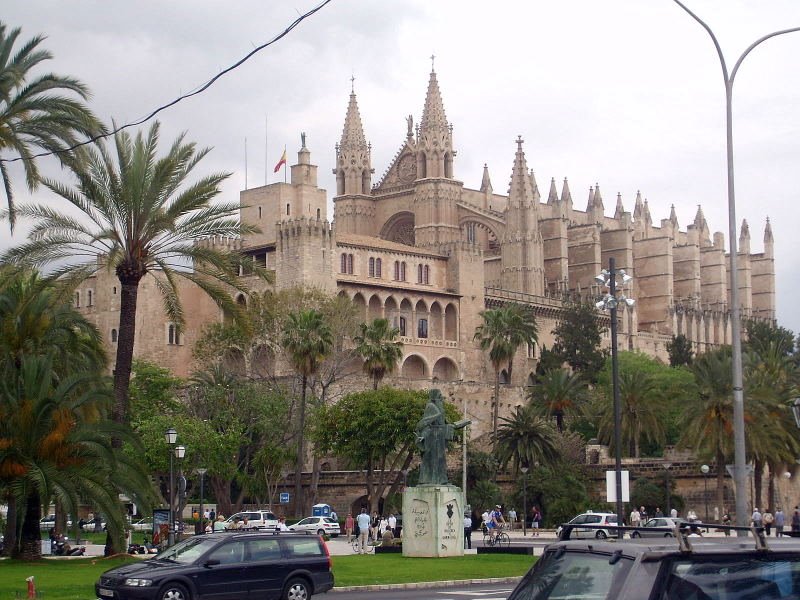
[280,492,290,504]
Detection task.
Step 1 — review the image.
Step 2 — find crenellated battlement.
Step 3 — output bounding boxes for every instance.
[194,235,243,251]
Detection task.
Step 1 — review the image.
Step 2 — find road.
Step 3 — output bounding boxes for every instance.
[332,582,517,599]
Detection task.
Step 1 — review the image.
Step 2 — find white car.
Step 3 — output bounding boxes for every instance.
[556,511,619,539]
[39,515,72,530]
[81,519,106,531]
[224,510,279,531]
[131,517,153,532]
[288,516,341,537]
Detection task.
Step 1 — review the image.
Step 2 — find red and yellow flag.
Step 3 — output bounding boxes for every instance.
[273,149,287,173]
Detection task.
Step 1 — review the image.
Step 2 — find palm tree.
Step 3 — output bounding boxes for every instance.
[3,122,261,428]
[0,354,153,559]
[596,367,665,458]
[474,308,513,445]
[281,309,332,515]
[529,368,586,433]
[354,318,403,389]
[503,304,538,384]
[0,22,104,231]
[679,348,734,515]
[495,405,559,474]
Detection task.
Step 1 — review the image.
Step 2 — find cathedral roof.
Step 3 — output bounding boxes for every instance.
[337,233,445,258]
[420,69,449,133]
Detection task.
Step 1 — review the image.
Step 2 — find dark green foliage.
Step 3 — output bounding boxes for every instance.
[666,334,694,367]
[517,465,590,528]
[551,302,607,383]
[468,480,504,512]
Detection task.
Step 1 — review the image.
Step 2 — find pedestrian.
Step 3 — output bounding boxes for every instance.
[356,508,371,554]
[345,513,354,542]
[722,512,731,536]
[670,507,678,519]
[370,511,380,541]
[388,513,397,537]
[751,507,763,528]
[463,512,472,549]
[630,507,641,528]
[654,507,663,518]
[330,509,338,522]
[532,506,542,536]
[763,509,774,536]
[775,507,785,537]
[204,509,210,521]
[508,507,517,530]
[209,509,216,521]
[639,506,648,522]
[481,509,491,533]
[792,506,800,534]
[213,515,226,532]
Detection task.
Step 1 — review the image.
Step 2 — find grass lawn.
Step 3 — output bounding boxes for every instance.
[0,553,535,599]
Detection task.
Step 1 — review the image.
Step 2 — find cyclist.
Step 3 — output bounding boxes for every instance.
[489,504,506,542]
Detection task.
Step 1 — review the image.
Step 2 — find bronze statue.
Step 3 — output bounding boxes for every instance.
[416,389,469,485]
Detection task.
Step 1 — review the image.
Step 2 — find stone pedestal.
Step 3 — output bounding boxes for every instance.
[402,484,465,557]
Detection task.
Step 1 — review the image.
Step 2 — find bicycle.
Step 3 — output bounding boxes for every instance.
[351,530,378,553]
[483,524,511,548]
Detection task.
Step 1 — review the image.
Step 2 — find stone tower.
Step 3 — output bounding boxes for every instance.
[500,136,545,295]
[413,67,463,249]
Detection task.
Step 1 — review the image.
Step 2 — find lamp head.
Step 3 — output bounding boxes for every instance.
[165,428,177,445]
[625,297,636,307]
[594,274,608,285]
[595,299,606,310]
[175,445,186,459]
[520,466,529,474]
[700,464,710,474]
[196,468,207,476]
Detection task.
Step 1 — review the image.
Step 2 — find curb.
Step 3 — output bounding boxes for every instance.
[331,576,523,593]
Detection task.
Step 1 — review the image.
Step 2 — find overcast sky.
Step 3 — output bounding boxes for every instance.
[4,0,800,334]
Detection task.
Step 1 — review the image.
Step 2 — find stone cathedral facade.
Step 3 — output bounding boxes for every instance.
[74,68,775,436]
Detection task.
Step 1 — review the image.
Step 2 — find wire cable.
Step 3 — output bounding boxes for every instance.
[0,0,334,164]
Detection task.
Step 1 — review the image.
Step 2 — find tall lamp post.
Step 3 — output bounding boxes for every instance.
[783,472,792,516]
[521,465,529,537]
[595,258,634,533]
[174,445,186,543]
[700,464,710,525]
[165,428,178,546]
[664,463,673,518]
[672,0,800,532]
[197,468,208,534]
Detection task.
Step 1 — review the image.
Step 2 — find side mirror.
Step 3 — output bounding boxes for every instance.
[204,559,220,568]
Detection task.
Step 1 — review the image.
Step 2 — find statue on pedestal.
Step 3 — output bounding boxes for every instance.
[416,389,469,485]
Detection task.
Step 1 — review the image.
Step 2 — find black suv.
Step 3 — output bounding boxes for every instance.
[508,524,800,599]
[95,531,333,600]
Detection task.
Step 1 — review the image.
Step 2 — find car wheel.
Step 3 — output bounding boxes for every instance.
[664,532,673,538]
[317,529,325,536]
[595,530,607,539]
[283,577,311,600]
[159,582,191,600]
[631,531,641,538]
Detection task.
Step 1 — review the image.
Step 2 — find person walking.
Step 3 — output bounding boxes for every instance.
[654,507,663,518]
[531,506,542,536]
[751,507,763,529]
[345,513,354,542]
[463,512,472,549]
[508,508,517,530]
[388,513,397,537]
[763,509,774,536]
[791,506,800,534]
[356,508,371,554]
[630,507,641,528]
[775,508,785,537]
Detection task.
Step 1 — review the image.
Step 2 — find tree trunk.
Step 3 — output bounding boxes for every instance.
[768,470,776,512]
[754,460,763,511]
[556,412,564,434]
[294,375,308,517]
[2,496,17,557]
[113,275,143,431]
[492,368,500,447]
[17,493,42,560]
[210,476,233,517]
[310,453,321,507]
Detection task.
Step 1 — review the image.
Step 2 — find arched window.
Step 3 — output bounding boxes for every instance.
[286,203,290,216]
[341,253,348,274]
[258,206,262,219]
[74,291,80,307]
[375,258,382,278]
[87,290,93,306]
[423,265,430,284]
[369,257,375,277]
[168,324,180,346]
[347,254,354,274]
[113,286,117,295]
[111,329,118,343]
[527,342,536,359]
[467,223,476,244]
[417,318,428,339]
[394,261,400,281]
[400,261,407,281]
[417,264,423,284]
[399,316,407,336]
[316,208,320,219]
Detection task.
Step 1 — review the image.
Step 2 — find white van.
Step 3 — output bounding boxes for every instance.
[224,510,279,531]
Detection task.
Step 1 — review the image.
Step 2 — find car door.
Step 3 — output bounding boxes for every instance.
[293,517,313,533]
[244,537,286,599]
[581,515,602,539]
[191,539,248,600]
[570,515,588,539]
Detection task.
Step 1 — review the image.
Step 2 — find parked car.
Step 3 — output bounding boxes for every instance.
[131,517,154,532]
[224,510,279,531]
[39,515,72,529]
[630,516,683,538]
[555,511,619,539]
[288,516,340,537]
[507,525,798,600]
[96,531,333,600]
[82,518,107,531]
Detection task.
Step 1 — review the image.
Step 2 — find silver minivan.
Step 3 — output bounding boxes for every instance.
[224,510,279,531]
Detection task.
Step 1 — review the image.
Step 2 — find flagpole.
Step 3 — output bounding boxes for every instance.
[284,145,287,184]
[244,137,248,190]
[265,115,268,186]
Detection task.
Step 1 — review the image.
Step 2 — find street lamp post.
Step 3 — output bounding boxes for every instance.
[664,463,673,517]
[165,428,177,546]
[595,258,634,534]
[672,0,800,533]
[701,464,710,525]
[521,466,529,537]
[197,468,207,534]
[174,445,186,542]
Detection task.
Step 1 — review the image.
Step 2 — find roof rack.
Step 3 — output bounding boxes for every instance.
[558,522,771,553]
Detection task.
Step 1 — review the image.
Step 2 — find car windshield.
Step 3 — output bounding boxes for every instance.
[660,555,800,599]
[156,536,219,564]
[323,518,337,524]
[509,549,632,600]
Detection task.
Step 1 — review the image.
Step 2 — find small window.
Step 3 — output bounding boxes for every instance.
[418,319,428,339]
[87,290,94,306]
[286,203,290,216]
[316,208,320,219]
[258,206,262,219]
[168,324,180,346]
[74,291,81,307]
[375,258,382,278]
[113,286,117,295]
[399,317,407,337]
[394,261,400,281]
[341,253,348,274]
[347,254,354,274]
[467,223,476,244]
[527,342,536,359]
[400,261,407,281]
[111,329,118,343]
[423,265,430,284]
[417,264,423,284]
[369,257,375,277]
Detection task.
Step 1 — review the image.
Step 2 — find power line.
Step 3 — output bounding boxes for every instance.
[0,0,333,164]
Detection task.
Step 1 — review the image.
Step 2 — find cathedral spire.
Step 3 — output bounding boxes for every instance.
[593,183,604,212]
[614,193,625,220]
[669,204,679,229]
[764,216,773,243]
[561,177,572,208]
[507,136,537,214]
[643,199,652,227]
[548,177,559,204]
[480,163,493,194]
[694,204,706,229]
[586,186,595,212]
[420,68,449,135]
[416,67,454,178]
[633,190,644,220]
[739,218,751,253]
[334,86,372,195]
[529,170,541,202]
